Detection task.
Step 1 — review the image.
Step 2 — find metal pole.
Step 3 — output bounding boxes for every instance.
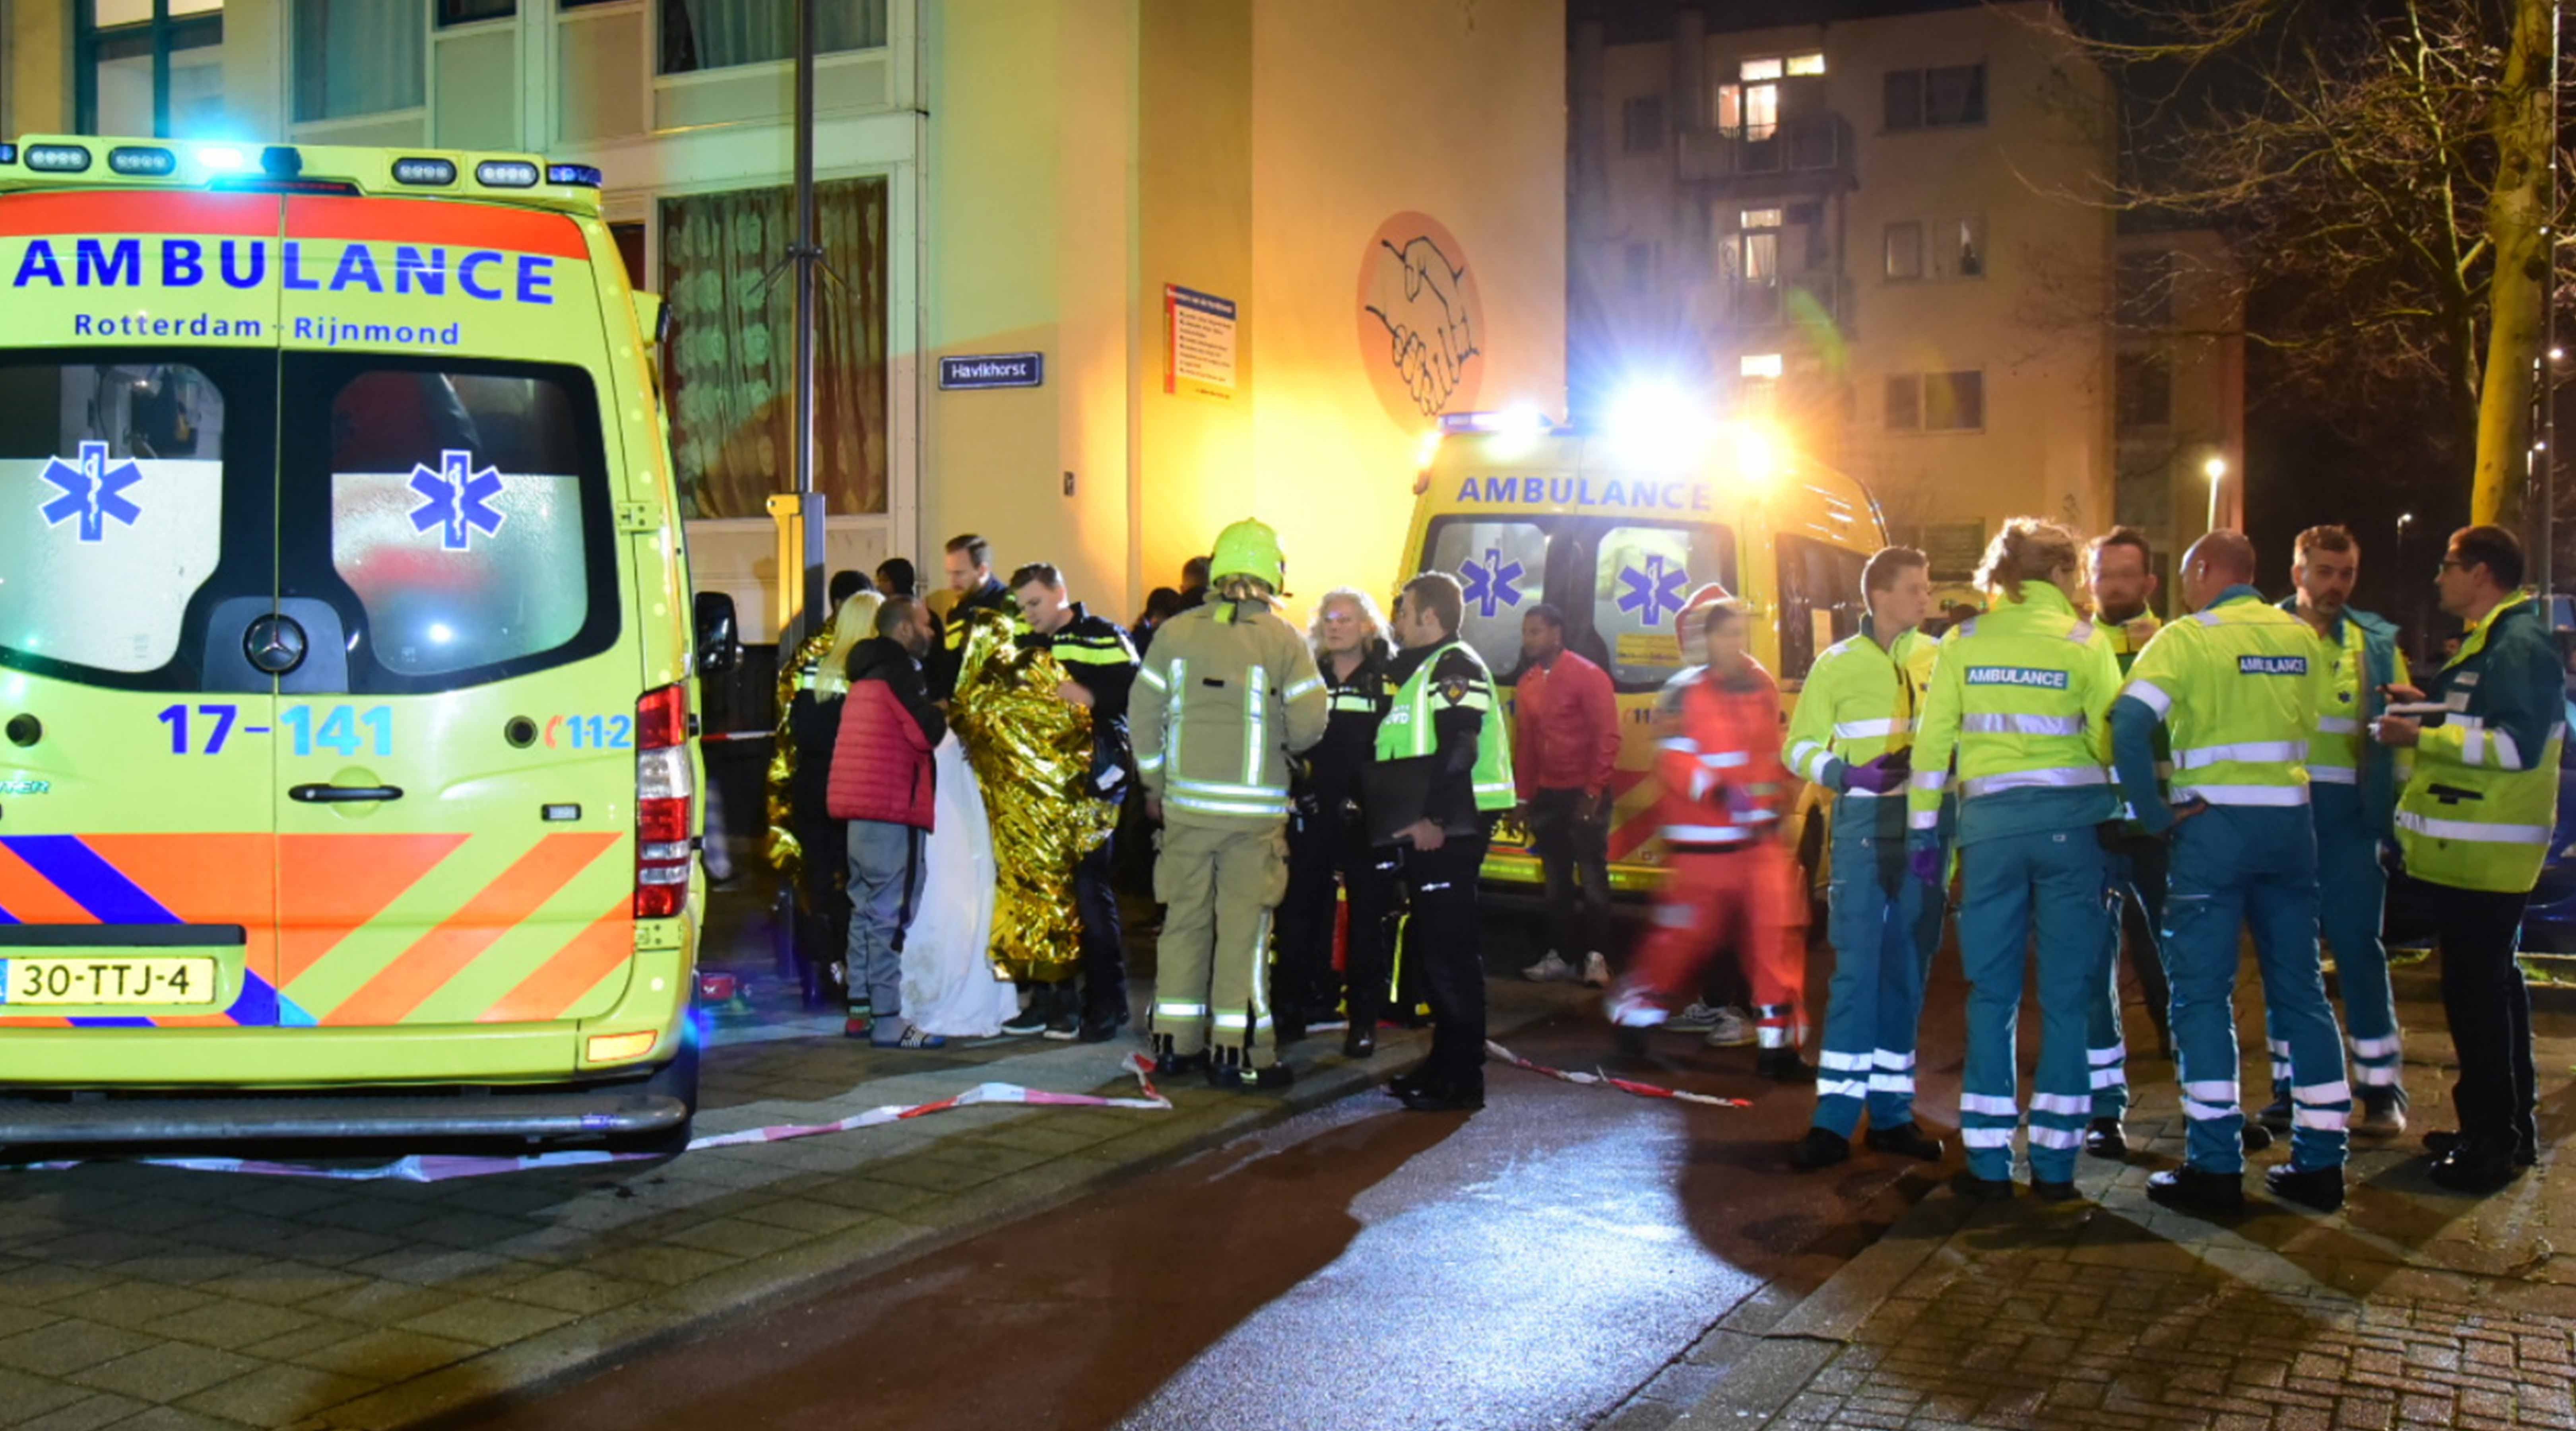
[2539,0,2561,595]
[788,0,828,648]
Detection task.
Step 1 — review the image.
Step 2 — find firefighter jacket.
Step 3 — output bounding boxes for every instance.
[1132,596,1329,830]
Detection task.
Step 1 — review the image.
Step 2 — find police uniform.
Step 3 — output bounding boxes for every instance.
[1274,642,1400,1041]
[2112,586,2348,1200]
[1907,580,2122,1192]
[1131,536,1328,1081]
[1781,617,1946,1140]
[1374,636,1515,1103]
[1022,603,1140,1034]
[2391,592,2562,1185]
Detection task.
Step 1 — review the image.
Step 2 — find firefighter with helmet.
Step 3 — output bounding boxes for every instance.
[1131,520,1330,1088]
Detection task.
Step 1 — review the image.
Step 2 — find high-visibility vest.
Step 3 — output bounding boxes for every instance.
[2395,593,2566,892]
[2119,591,2322,807]
[1782,620,1933,834]
[1375,640,1517,812]
[1907,580,2121,833]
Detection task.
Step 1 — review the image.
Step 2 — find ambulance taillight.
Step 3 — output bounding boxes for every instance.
[634,684,695,918]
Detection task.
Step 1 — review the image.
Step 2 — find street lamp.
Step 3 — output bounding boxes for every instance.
[2203,454,2228,534]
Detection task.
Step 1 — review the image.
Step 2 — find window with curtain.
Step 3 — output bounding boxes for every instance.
[658,178,890,521]
[293,0,427,122]
[659,0,887,75]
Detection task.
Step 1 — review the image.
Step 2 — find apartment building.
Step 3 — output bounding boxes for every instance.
[1571,0,2240,591]
[2,0,1567,626]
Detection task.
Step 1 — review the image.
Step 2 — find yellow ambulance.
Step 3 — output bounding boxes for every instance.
[1402,397,1887,896]
[0,137,722,1152]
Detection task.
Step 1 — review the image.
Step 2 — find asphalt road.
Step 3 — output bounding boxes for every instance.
[446,941,1991,1431]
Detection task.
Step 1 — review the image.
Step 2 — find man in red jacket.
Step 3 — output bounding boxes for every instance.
[1610,597,1813,1082]
[828,597,949,1048]
[1514,603,1623,987]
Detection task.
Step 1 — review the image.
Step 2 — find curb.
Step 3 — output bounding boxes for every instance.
[374,993,1581,1431]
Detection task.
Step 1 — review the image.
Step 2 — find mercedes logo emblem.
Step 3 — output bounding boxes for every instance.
[244,614,308,676]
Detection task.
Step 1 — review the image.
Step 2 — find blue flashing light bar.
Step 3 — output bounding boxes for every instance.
[545,163,603,188]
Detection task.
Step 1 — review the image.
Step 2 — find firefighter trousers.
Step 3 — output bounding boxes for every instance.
[1813,828,1945,1137]
[1151,820,1291,1067]
[1957,828,2112,1185]
[1630,842,1805,1049]
[2165,807,2347,1175]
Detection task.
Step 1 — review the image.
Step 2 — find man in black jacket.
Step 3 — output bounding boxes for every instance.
[931,533,1019,700]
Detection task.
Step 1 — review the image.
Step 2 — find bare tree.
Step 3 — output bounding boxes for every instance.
[2058,0,2566,527]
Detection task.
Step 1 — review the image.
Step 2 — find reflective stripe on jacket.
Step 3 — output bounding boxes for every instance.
[1781,617,1934,838]
[2115,588,2323,809]
[2281,597,2407,836]
[1131,598,1329,828]
[1377,639,1516,812]
[1656,658,1789,849]
[1907,580,2121,845]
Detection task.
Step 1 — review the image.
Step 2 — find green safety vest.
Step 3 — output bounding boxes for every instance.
[2395,593,2566,892]
[1907,580,2122,834]
[1375,640,1517,812]
[1782,620,1934,834]
[2119,590,2324,806]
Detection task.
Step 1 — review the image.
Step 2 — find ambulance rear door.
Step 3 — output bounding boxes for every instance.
[0,189,289,1036]
[266,195,639,1044]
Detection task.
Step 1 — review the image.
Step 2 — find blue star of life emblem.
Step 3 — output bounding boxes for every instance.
[1458,547,1526,619]
[38,441,144,544]
[1616,554,1688,627]
[407,450,507,552]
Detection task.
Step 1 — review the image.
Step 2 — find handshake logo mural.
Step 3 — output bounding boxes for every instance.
[1357,212,1487,427]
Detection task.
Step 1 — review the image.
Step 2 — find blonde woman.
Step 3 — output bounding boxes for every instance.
[1272,588,1401,1057]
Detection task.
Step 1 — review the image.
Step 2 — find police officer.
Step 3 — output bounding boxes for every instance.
[1907,518,2122,1202]
[1377,571,1516,1112]
[1131,521,1328,1088]
[1780,546,1947,1169]
[1274,588,1399,1057]
[1011,562,1141,1043]
[932,533,1020,700]
[2265,525,2411,1136]
[2114,530,2349,1213]
[2374,525,2561,1193]
[2082,528,2171,1160]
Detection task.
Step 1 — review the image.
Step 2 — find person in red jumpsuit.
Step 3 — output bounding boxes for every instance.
[1609,593,1814,1083]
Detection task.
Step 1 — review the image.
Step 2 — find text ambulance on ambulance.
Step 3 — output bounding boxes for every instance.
[1403,403,1886,896]
[0,138,724,1154]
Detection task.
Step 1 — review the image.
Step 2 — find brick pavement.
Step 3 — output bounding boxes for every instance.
[1626,966,2576,1431]
[0,909,1587,1431]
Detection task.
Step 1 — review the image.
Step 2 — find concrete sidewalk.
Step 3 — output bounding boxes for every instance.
[0,960,1585,1431]
[1613,964,2576,1431]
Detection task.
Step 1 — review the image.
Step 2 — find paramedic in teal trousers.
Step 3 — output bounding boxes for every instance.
[2112,530,2351,1215]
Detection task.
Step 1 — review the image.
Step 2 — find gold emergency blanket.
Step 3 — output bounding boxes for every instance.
[764,628,838,894]
[947,608,1119,980]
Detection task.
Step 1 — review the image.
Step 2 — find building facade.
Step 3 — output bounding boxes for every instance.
[1569,0,2238,592]
[4,0,1567,630]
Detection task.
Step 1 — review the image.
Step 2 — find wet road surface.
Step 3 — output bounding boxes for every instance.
[447,946,1992,1431]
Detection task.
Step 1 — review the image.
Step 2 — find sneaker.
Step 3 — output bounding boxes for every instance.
[2352,1089,2408,1138]
[999,996,1049,1037]
[1581,952,1612,987]
[1664,1001,1724,1035]
[1043,997,1081,1041]
[1703,1008,1755,1047]
[1521,951,1577,983]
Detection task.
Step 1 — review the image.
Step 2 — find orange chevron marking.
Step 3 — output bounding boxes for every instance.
[0,1017,75,1027]
[0,842,95,925]
[323,833,619,1027]
[76,836,279,1029]
[278,833,469,984]
[476,900,635,1023]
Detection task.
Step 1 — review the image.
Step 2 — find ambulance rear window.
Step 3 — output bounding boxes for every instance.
[284,357,619,691]
[1425,518,1553,676]
[0,361,227,675]
[1593,523,1737,689]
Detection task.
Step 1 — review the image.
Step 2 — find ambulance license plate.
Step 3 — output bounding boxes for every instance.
[0,958,219,1006]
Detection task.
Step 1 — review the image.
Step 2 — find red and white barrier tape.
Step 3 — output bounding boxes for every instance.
[16,1054,1172,1183]
[1486,1040,1754,1108]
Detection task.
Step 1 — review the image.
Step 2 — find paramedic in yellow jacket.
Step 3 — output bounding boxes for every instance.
[1132,520,1330,1089]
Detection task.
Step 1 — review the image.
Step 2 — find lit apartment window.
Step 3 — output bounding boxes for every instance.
[1741,353,1785,379]
[80,0,227,137]
[1951,216,1986,277]
[1740,207,1783,230]
[1886,372,1984,431]
[1884,63,1986,130]
[293,0,425,124]
[660,0,888,76]
[1884,221,1923,281]
[1787,52,1826,76]
[1622,95,1666,153]
[1739,57,1783,81]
